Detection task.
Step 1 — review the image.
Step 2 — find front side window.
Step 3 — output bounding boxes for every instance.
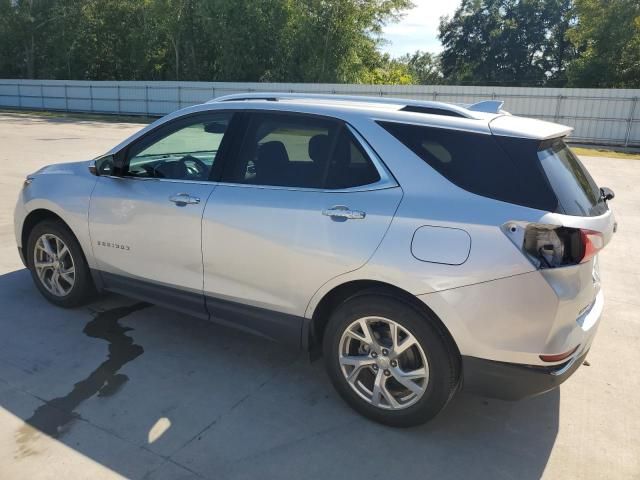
[221,112,380,189]
[125,113,232,181]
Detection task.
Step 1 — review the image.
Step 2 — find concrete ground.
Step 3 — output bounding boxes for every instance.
[0,111,638,480]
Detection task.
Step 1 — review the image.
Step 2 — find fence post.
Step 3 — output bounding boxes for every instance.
[554,95,564,122]
[89,84,94,112]
[64,84,69,111]
[211,86,215,101]
[145,85,149,116]
[117,85,121,114]
[624,97,638,148]
[178,85,182,109]
[17,83,22,108]
[40,83,44,109]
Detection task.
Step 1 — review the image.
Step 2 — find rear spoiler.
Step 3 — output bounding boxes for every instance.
[465,100,508,114]
[489,115,573,140]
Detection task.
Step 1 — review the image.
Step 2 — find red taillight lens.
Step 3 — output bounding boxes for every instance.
[579,229,604,263]
[508,223,605,269]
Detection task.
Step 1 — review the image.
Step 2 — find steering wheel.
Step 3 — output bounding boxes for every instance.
[179,155,208,179]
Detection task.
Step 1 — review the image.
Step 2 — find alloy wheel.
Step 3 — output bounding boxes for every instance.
[33,233,75,297]
[338,316,429,410]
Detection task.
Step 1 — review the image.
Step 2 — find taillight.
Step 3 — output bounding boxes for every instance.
[580,229,604,263]
[504,223,603,269]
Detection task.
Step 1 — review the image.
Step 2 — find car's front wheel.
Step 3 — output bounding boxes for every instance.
[323,292,460,427]
[26,220,95,307]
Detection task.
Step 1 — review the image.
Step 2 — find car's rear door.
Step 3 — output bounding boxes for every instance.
[201,111,403,344]
[89,111,235,317]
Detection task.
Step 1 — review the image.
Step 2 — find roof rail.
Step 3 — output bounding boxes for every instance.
[207,92,499,119]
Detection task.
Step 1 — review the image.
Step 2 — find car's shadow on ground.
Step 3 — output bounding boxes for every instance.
[0,268,559,480]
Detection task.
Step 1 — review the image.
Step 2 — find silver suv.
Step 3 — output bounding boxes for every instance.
[14,93,616,427]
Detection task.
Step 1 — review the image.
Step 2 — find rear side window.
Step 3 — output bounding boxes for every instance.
[325,128,381,189]
[222,112,380,189]
[379,121,557,211]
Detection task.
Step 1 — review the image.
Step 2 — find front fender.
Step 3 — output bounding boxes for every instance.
[18,164,98,269]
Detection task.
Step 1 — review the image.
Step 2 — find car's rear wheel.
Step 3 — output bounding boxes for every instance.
[26,220,95,307]
[323,292,459,427]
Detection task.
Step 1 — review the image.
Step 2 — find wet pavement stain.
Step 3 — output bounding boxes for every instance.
[14,302,150,458]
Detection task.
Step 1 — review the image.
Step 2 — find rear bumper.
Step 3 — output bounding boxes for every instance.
[462,348,589,400]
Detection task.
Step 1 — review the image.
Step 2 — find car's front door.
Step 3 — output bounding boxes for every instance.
[201,111,403,343]
[89,111,234,317]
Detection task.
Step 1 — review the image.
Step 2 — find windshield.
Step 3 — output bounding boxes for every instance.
[537,139,607,217]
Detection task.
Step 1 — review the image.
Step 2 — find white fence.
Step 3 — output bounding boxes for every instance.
[1,79,639,147]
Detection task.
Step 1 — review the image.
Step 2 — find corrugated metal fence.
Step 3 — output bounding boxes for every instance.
[1,79,638,147]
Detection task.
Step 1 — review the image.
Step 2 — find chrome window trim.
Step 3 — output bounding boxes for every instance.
[155,178,216,186]
[112,176,215,186]
[108,169,397,191]
[211,181,399,193]
[107,176,400,193]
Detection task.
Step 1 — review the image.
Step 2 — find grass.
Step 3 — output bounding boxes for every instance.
[571,146,640,160]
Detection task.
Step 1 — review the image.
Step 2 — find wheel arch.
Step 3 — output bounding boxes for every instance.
[308,279,461,362]
[21,209,72,252]
[21,209,96,276]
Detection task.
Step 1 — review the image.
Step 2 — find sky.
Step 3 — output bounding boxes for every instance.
[380,0,461,57]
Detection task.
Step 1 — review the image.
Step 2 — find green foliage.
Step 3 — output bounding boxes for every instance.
[1,0,637,88]
[398,51,443,85]
[567,0,640,88]
[0,0,412,83]
[360,55,415,85]
[438,0,575,86]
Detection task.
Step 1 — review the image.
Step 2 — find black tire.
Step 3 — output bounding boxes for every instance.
[26,220,96,308]
[323,291,460,427]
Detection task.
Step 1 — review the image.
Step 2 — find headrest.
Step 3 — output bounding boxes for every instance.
[257,141,289,167]
[308,134,330,163]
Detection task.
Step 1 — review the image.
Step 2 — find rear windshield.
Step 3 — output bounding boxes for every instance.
[379,121,607,217]
[537,139,607,216]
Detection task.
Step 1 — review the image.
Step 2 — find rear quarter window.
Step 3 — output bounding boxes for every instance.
[378,121,558,211]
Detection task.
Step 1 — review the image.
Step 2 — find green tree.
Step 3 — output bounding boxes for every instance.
[360,54,415,84]
[438,0,575,86]
[282,0,413,83]
[0,0,414,83]
[1,0,78,79]
[567,0,640,87]
[398,50,442,84]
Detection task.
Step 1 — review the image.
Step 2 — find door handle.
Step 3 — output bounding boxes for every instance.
[322,205,366,220]
[169,193,200,206]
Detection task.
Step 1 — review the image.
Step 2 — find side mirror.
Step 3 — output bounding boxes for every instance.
[204,121,228,134]
[601,187,615,201]
[92,154,117,176]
